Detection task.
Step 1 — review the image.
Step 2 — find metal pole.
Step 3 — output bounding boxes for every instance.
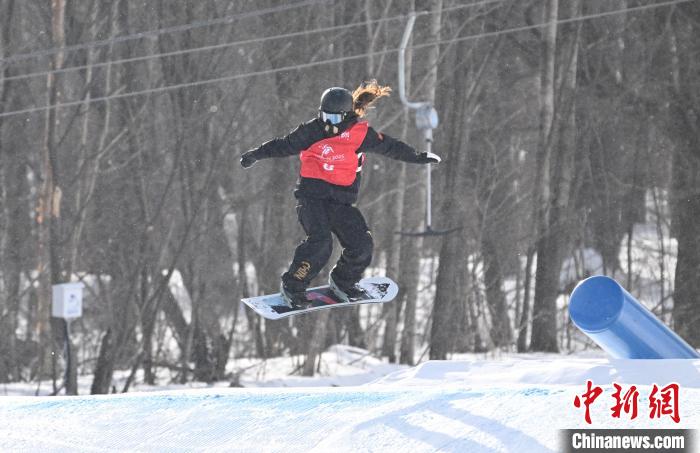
[396,13,452,237]
[63,319,72,394]
[398,13,426,111]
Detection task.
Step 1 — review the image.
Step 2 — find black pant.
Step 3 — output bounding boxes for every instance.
[282,197,373,292]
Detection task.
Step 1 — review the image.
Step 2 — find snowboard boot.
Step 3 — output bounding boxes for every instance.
[329,273,367,303]
[280,280,312,309]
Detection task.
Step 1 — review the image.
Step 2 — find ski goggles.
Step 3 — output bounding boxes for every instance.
[319,111,345,125]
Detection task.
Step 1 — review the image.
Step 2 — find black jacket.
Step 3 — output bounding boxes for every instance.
[248,116,425,204]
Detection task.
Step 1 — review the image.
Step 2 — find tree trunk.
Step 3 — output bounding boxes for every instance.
[399,0,441,365]
[237,209,266,357]
[531,0,581,352]
[0,0,20,383]
[302,311,330,376]
[380,162,405,362]
[667,7,700,347]
[91,329,115,394]
[88,0,136,394]
[517,250,534,352]
[481,236,511,347]
[429,54,471,360]
[529,0,560,352]
[430,232,464,359]
[398,210,422,365]
[35,0,70,393]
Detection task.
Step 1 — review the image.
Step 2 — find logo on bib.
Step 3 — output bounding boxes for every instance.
[320,144,343,171]
[299,121,368,186]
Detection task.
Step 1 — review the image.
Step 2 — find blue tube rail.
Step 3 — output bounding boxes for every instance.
[569,276,700,359]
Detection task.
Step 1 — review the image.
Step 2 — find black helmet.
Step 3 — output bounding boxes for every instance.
[319,87,353,113]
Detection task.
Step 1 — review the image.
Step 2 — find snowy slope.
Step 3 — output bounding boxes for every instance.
[2,353,699,452]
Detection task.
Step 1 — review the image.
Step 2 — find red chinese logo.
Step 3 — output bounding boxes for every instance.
[649,383,680,423]
[574,380,604,424]
[574,381,681,424]
[611,383,639,420]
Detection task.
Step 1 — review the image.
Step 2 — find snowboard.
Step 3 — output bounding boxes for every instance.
[242,276,398,320]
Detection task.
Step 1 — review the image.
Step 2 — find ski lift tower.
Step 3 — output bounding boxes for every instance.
[398,13,459,237]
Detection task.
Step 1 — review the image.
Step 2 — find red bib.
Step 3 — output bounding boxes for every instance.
[299,121,369,186]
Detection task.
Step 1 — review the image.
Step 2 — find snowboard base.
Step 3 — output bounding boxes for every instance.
[242,276,398,320]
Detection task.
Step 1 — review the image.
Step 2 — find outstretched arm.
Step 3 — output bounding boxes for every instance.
[241,119,324,168]
[361,127,440,164]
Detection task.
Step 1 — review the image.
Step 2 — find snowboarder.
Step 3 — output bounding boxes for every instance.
[240,80,441,308]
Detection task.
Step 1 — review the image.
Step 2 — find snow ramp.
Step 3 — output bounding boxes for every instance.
[1,357,699,452]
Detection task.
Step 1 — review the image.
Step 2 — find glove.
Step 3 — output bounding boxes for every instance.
[417,151,441,164]
[240,151,258,169]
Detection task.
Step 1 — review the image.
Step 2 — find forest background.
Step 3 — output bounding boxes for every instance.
[0,0,698,395]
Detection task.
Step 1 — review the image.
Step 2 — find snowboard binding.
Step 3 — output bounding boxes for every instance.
[329,275,369,303]
[280,282,313,309]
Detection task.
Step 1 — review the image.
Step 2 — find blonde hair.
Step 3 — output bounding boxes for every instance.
[352,79,392,117]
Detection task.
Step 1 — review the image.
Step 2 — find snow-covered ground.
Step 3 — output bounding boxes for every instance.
[2,347,699,452]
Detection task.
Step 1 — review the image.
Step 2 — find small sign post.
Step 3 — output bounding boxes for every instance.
[52,283,83,319]
[52,282,84,394]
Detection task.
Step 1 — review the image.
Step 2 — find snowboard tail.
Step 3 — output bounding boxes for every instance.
[242,276,398,320]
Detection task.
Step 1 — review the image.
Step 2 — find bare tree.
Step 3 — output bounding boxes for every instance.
[667,2,700,348]
[531,0,583,353]
[0,0,697,390]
